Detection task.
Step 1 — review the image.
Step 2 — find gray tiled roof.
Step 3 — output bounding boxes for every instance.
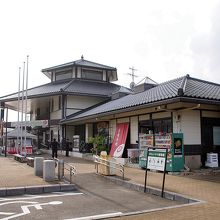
[42,58,116,72]
[64,75,220,122]
[0,79,121,101]
[184,77,220,99]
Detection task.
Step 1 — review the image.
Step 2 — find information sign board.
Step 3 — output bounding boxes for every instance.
[147,149,166,171]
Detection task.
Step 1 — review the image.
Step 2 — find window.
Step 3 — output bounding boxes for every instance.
[81,69,103,81]
[55,70,72,81]
[153,119,172,133]
[139,118,172,134]
[213,126,220,145]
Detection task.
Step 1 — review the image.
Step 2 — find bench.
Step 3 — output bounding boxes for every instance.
[26,157,34,167]
[13,154,27,163]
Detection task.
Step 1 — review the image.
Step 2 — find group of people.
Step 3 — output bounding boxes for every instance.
[51,138,71,158]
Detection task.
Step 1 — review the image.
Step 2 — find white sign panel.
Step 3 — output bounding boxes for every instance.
[147,149,167,171]
[147,156,166,171]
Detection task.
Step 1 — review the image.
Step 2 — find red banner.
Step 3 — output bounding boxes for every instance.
[110,123,129,157]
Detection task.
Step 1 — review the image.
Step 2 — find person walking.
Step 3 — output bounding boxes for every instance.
[51,138,58,158]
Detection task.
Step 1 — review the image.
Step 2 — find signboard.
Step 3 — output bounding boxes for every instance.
[174,137,183,157]
[11,120,48,128]
[110,123,129,158]
[147,149,166,171]
[144,147,168,197]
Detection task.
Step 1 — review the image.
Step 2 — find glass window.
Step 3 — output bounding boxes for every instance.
[213,126,220,145]
[139,118,172,134]
[153,118,172,133]
[55,71,72,81]
[81,69,103,81]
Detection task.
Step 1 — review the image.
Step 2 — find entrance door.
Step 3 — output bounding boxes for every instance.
[201,117,220,167]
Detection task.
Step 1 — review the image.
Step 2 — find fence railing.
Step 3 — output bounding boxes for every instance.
[54,158,76,183]
[93,155,124,180]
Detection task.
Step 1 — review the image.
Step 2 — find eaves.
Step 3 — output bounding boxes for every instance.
[61,96,220,124]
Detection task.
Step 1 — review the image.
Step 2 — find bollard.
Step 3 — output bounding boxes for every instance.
[58,159,64,180]
[34,157,44,177]
[43,160,56,181]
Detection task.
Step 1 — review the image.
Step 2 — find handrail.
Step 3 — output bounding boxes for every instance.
[94,155,124,180]
[64,162,77,184]
[53,158,76,183]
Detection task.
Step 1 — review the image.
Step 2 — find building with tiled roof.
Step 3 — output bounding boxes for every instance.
[61,74,220,169]
[1,57,220,170]
[0,56,125,146]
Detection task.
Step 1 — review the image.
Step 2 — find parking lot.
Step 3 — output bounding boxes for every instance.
[0,173,184,220]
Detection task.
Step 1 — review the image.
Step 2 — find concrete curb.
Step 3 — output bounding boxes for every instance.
[102,175,204,204]
[0,184,77,197]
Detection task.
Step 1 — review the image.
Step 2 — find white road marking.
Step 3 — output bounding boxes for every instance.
[0,192,83,202]
[0,201,63,220]
[0,192,83,220]
[0,201,38,207]
[64,212,123,220]
[0,213,14,216]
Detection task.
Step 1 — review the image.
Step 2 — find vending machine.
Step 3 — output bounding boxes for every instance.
[139,133,184,172]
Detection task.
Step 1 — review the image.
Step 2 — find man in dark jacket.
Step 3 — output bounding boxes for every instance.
[66,138,70,157]
[51,138,59,158]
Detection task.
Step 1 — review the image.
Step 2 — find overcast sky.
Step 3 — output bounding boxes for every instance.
[1,0,220,118]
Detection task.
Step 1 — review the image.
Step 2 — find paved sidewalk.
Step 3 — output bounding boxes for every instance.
[1,153,220,219]
[0,156,51,188]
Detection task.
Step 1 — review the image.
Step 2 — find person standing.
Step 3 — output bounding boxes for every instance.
[66,138,70,157]
[51,138,58,158]
[61,138,66,151]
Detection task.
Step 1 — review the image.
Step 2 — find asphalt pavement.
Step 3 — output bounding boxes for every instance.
[1,152,220,219]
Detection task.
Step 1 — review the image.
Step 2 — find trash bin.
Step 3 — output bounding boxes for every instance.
[99,151,109,175]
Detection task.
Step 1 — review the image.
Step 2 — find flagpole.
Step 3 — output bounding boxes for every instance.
[24,55,29,155]
[21,62,25,153]
[17,67,21,154]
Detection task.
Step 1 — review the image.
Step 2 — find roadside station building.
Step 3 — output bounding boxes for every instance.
[0,57,220,169]
[0,56,128,145]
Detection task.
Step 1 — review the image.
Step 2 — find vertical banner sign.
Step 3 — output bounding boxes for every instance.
[110,123,129,157]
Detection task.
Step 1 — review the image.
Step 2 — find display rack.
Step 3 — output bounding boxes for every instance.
[139,133,154,148]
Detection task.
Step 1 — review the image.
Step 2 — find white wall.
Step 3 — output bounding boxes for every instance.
[174,110,201,145]
[152,112,171,119]
[117,117,129,123]
[66,95,105,116]
[50,110,61,120]
[77,67,81,78]
[139,114,150,121]
[130,116,138,144]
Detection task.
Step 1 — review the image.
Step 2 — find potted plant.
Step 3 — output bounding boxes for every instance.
[88,134,107,155]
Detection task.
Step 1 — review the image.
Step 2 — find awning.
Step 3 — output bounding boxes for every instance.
[110,123,129,157]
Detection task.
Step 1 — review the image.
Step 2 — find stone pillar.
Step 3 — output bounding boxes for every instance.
[43,160,56,181]
[34,157,44,177]
[58,159,64,180]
